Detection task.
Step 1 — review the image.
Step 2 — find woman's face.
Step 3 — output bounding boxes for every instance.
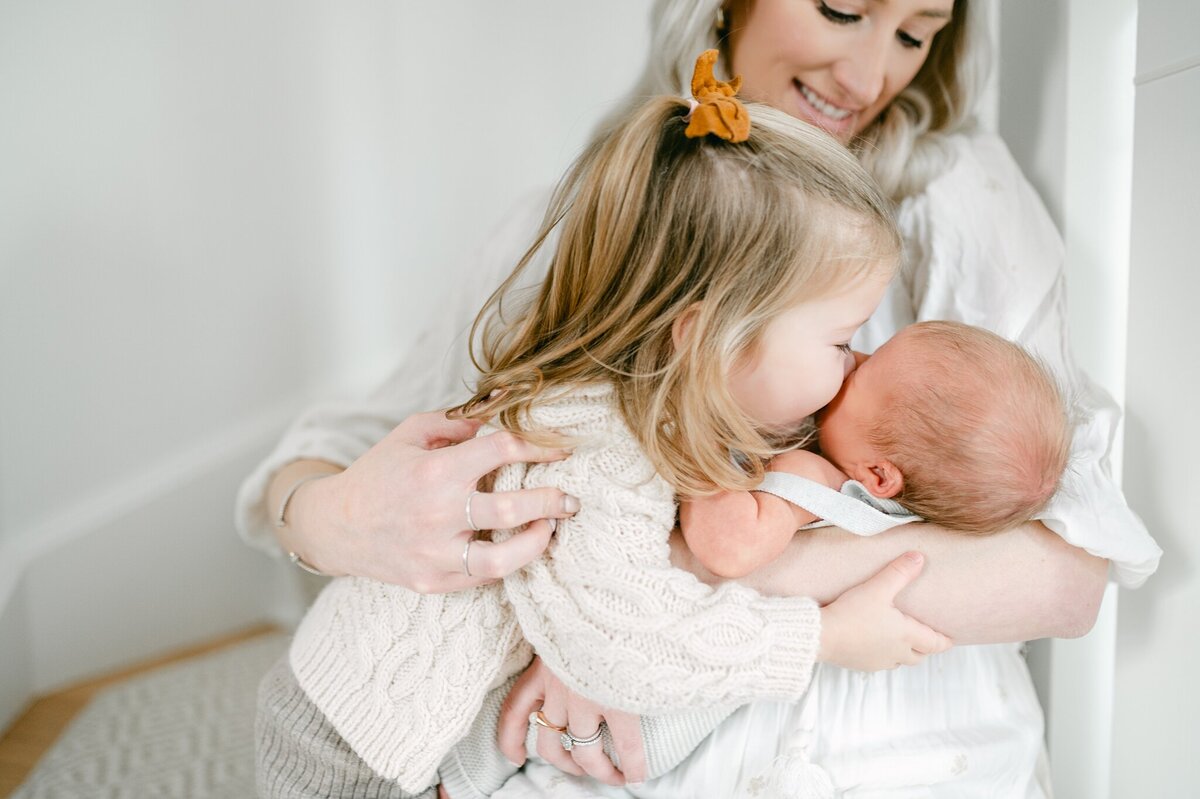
[725,0,955,142]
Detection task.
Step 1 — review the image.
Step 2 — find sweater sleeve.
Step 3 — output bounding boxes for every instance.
[900,133,1161,587]
[496,387,822,716]
[234,190,554,555]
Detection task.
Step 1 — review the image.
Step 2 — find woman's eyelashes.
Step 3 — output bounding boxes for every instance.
[817,1,860,25]
[836,342,853,354]
[816,1,927,49]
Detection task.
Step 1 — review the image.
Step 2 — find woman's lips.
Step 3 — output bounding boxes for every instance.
[791,80,858,139]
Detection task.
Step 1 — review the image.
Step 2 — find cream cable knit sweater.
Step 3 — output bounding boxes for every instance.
[288,383,822,792]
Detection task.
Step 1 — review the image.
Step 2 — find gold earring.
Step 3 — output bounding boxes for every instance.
[715,5,727,33]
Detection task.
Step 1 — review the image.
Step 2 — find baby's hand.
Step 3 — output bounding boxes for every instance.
[818,552,952,671]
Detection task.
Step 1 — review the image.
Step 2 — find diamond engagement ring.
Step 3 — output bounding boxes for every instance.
[559,725,604,750]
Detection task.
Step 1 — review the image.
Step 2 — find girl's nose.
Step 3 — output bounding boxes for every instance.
[832,47,887,108]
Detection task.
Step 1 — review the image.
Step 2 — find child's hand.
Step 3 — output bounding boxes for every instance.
[818,551,953,671]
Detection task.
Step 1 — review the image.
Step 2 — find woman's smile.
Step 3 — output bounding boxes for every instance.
[792,79,858,138]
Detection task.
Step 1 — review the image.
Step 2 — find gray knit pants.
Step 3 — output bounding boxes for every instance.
[256,654,433,798]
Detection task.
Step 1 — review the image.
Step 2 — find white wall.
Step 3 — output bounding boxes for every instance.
[0,0,645,728]
[997,4,1139,796]
[1110,0,1200,794]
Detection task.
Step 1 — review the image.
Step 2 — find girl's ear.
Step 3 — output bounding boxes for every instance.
[862,459,904,499]
[671,302,705,352]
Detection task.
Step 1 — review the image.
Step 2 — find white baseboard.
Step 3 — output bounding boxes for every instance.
[0,399,320,731]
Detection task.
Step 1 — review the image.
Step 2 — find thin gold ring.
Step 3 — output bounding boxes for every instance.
[529,710,567,734]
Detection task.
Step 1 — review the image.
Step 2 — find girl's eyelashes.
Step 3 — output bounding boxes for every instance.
[836,342,853,354]
[817,1,860,25]
[816,1,927,49]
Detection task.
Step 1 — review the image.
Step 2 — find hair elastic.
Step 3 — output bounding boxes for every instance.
[684,49,750,142]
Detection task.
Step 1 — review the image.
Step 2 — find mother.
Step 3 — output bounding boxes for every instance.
[238,0,1160,795]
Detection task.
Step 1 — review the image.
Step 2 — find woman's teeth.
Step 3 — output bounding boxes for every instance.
[799,84,852,120]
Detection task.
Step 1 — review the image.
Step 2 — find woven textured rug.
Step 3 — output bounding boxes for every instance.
[13,632,288,799]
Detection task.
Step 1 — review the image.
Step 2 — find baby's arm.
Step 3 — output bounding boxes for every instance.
[680,450,849,579]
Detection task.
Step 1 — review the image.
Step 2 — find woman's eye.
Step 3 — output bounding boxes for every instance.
[897,30,925,49]
[836,343,853,354]
[818,1,861,25]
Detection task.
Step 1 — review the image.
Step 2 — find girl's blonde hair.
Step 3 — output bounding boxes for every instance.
[612,0,989,201]
[454,98,898,496]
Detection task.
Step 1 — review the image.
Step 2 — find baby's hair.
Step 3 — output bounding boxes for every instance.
[454,96,899,496]
[869,321,1071,533]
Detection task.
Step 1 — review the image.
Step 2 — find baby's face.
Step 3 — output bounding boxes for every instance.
[815,329,914,475]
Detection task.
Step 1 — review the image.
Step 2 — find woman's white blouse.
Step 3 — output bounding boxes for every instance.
[237,132,1159,590]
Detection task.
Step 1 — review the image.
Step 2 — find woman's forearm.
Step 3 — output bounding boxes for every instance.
[669,522,1108,644]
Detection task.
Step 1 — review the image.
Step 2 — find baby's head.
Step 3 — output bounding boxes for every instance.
[817,321,1071,533]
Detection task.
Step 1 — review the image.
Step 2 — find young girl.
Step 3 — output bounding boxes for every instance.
[257,53,950,799]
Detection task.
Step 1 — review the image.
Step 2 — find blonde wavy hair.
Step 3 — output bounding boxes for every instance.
[454,98,898,497]
[612,0,989,201]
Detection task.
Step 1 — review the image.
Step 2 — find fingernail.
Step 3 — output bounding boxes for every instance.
[905,551,923,564]
[505,757,522,767]
[627,782,644,789]
[563,495,581,513]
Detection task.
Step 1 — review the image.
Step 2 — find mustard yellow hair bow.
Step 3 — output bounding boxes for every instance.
[684,49,750,143]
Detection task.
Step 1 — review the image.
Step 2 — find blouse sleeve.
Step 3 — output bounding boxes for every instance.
[497,387,822,716]
[234,190,554,554]
[899,133,1161,587]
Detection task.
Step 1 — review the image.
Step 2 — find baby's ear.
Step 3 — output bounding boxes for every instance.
[863,460,904,499]
[671,302,705,352]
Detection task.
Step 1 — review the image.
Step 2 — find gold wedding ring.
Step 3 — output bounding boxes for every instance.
[529,710,568,734]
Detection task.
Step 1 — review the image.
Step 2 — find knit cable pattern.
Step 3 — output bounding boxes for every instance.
[289,383,820,791]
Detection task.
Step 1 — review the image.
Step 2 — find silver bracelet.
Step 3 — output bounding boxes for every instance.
[275,472,334,577]
[275,473,331,528]
[288,550,330,576]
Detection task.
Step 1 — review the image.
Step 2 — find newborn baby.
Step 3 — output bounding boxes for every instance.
[682,320,1071,578]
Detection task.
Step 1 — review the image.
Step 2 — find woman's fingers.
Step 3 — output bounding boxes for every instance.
[602,708,647,783]
[568,718,624,787]
[465,488,580,533]
[497,659,547,766]
[534,701,584,777]
[457,519,555,581]
[397,410,482,449]
[453,429,572,479]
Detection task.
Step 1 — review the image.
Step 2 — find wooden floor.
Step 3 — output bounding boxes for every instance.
[0,623,280,798]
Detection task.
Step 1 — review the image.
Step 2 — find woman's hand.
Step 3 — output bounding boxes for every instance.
[818,551,953,671]
[498,657,647,786]
[270,410,580,592]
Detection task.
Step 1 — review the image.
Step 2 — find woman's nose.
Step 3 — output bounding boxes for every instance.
[832,47,887,107]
